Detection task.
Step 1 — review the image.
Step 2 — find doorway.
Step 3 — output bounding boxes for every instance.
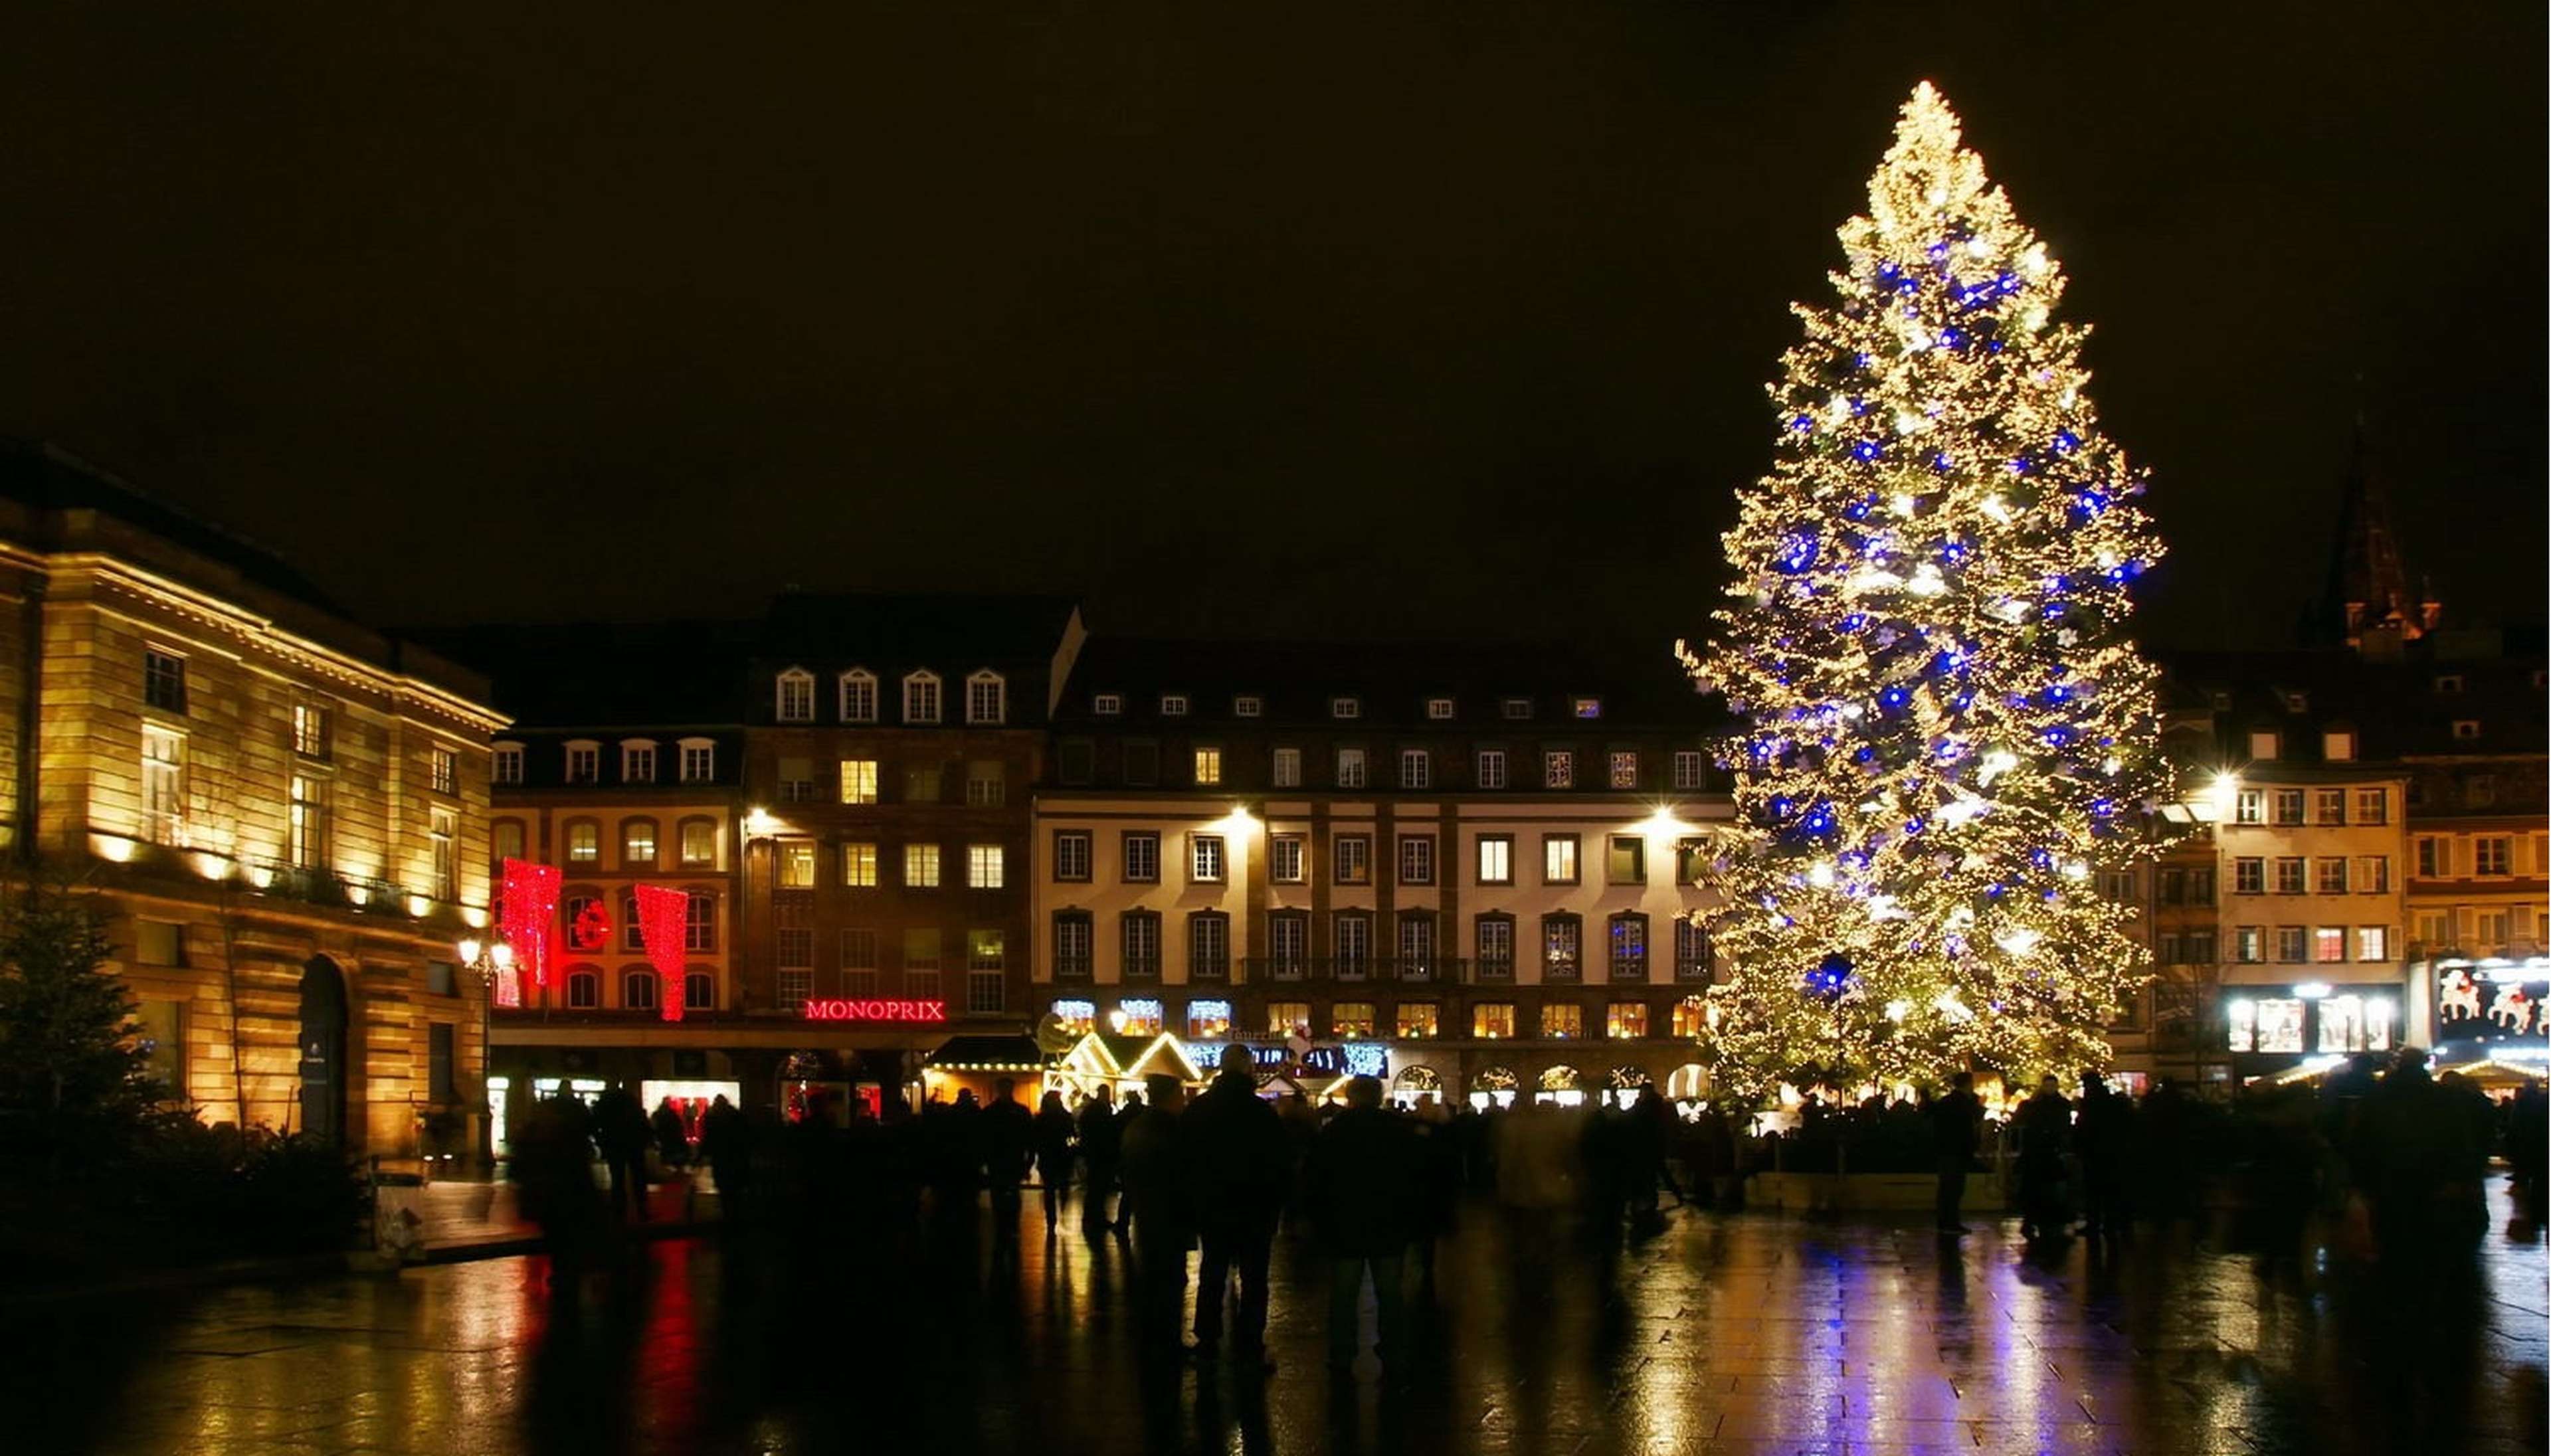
[297,956,348,1144]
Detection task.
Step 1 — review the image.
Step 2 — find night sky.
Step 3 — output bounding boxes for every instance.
[2,1,2539,650]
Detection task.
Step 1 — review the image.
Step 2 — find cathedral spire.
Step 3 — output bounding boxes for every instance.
[2324,418,2435,649]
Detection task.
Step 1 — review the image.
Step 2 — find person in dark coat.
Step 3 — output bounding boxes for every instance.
[1306,1075,1420,1372]
[1118,1074,1193,1348]
[650,1097,689,1174]
[1927,1072,1984,1233]
[591,1081,653,1219]
[2508,1081,2548,1232]
[700,1093,750,1226]
[2073,1072,2133,1244]
[981,1079,1034,1235]
[1182,1046,1290,1369]
[511,1090,605,1288]
[1032,1090,1078,1237]
[2015,1075,2073,1244]
[1077,1085,1125,1236]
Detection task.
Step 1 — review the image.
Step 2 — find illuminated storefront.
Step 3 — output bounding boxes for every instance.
[2225,978,2404,1078]
[2430,955,2549,1083]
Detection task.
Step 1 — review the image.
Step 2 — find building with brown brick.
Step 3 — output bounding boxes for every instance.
[0,442,505,1158]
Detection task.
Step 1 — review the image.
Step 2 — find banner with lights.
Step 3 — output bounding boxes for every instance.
[634,884,690,1023]
[498,858,561,1004]
[801,998,948,1024]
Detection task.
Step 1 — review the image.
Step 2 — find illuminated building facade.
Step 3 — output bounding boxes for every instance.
[0,443,504,1157]
[1031,640,1733,1106]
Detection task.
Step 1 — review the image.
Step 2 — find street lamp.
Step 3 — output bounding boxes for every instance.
[458,935,515,1167]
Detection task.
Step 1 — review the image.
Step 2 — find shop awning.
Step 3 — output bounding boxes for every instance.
[923,1035,1050,1073]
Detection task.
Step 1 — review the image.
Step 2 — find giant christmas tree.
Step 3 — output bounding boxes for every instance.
[1693,82,2169,1101]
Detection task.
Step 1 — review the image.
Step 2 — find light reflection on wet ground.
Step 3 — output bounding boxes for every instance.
[8,1190,2543,1455]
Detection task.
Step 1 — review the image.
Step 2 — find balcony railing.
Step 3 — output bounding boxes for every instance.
[1238,957,1513,984]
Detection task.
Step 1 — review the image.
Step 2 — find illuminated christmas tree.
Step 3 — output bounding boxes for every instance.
[1692,82,2168,1101]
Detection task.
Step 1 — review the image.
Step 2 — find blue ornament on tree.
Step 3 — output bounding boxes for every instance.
[1805,953,1853,1003]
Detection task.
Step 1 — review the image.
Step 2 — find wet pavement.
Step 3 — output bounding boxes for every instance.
[8,1186,2543,1456]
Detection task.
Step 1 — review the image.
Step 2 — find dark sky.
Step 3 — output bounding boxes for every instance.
[2,1,2540,649]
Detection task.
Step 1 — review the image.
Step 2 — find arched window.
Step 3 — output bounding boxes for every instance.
[684,890,717,951]
[684,969,715,1012]
[965,670,1006,725]
[903,670,942,725]
[620,817,658,869]
[775,668,814,723]
[563,818,601,864]
[491,817,527,864]
[676,816,718,868]
[623,970,660,1010]
[566,968,601,1009]
[838,668,878,723]
[563,892,609,951]
[620,894,645,951]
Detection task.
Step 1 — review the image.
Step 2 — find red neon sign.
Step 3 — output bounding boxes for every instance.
[801,998,947,1023]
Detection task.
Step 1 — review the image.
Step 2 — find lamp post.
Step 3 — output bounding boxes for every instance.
[457,935,515,1168]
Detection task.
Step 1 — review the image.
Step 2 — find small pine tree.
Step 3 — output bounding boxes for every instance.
[1695,84,2169,1101]
[0,875,166,1168]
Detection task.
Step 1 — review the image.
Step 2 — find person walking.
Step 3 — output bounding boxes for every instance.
[650,1097,689,1176]
[1927,1071,1984,1234]
[1184,1046,1290,1371]
[1078,1085,1125,1236]
[1119,1074,1194,1350]
[981,1078,1035,1238]
[1032,1089,1078,1238]
[511,1090,605,1291]
[591,1080,653,1220]
[2015,1074,2073,1245]
[700,1093,751,1227]
[1307,1075,1419,1376]
[2073,1072,2132,1244]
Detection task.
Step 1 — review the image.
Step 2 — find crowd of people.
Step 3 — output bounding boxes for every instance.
[504,1046,2546,1349]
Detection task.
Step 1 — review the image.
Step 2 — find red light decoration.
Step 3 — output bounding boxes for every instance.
[498,858,561,1003]
[801,998,947,1023]
[634,883,690,1023]
[569,899,612,952]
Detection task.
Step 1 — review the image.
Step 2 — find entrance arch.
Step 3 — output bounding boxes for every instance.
[297,956,349,1145]
[1469,1065,1518,1109]
[1537,1064,1585,1106]
[1665,1062,1709,1101]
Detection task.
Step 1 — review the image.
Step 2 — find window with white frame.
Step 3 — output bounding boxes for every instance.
[2275,857,2306,894]
[1333,834,1370,885]
[1188,914,1230,979]
[1671,751,1705,790]
[679,739,715,782]
[840,759,879,804]
[841,842,878,887]
[1122,832,1160,883]
[622,741,658,784]
[493,742,523,785]
[1159,693,1189,717]
[1190,834,1225,883]
[1093,693,1122,716]
[621,818,658,868]
[141,725,185,846]
[1234,695,1262,717]
[1475,834,1512,885]
[2234,789,2263,825]
[903,671,942,724]
[2314,857,2348,894]
[905,843,941,888]
[968,844,1004,889]
[1272,747,1301,787]
[1270,834,1304,883]
[686,893,716,951]
[965,670,1006,725]
[1608,751,1639,789]
[2233,857,2263,894]
[1500,697,1533,720]
[777,669,814,722]
[1475,749,1507,789]
[1335,747,1367,788]
[565,741,599,784]
[430,745,457,796]
[1400,748,1430,789]
[1544,750,1574,788]
[2271,789,2305,825]
[565,819,600,863]
[1398,834,1434,885]
[1052,830,1093,882]
[2313,926,2346,963]
[2356,926,2390,962]
[1331,697,1361,720]
[839,669,878,723]
[1426,697,1455,719]
[2476,836,2512,876]
[779,840,816,888]
[2275,926,2307,962]
[966,760,1005,806]
[2354,856,2388,893]
[2355,787,2387,824]
[2314,788,2345,825]
[679,819,715,867]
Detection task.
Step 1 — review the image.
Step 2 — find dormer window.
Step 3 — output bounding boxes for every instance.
[1425,697,1456,720]
[1161,694,1190,717]
[678,737,717,782]
[2434,674,2466,694]
[2247,729,2280,761]
[1331,697,1361,720]
[2451,720,2483,741]
[903,670,942,724]
[621,739,658,783]
[492,741,524,786]
[1093,693,1123,716]
[1233,695,1263,718]
[1501,697,1533,720]
[776,668,814,723]
[2281,691,2309,714]
[1572,697,1603,719]
[2322,730,2356,763]
[839,668,878,723]
[965,670,1006,725]
[564,740,601,784]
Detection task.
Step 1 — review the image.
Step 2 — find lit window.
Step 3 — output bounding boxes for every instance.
[776,669,814,723]
[2234,789,2263,825]
[840,760,879,804]
[903,671,942,724]
[1193,748,1223,786]
[287,774,330,869]
[2313,927,2346,963]
[965,670,1007,725]
[680,820,716,867]
[1606,1003,1649,1040]
[1473,1002,1516,1039]
[1188,998,1233,1039]
[1335,748,1367,788]
[1190,834,1225,883]
[428,809,457,899]
[2247,729,2280,761]
[492,819,525,862]
[968,933,1006,1014]
[1475,835,1513,885]
[1541,1003,1584,1038]
[1267,1001,1310,1037]
[1608,752,1639,789]
[1272,747,1301,787]
[1396,1003,1439,1038]
[904,843,941,888]
[1543,834,1580,884]
[1333,1002,1376,1038]
[1572,697,1602,719]
[291,700,330,758]
[565,820,599,863]
[969,844,1004,889]
[621,818,658,867]
[839,669,878,723]
[1544,751,1574,788]
[141,726,185,847]
[2356,926,2390,962]
[2322,731,2356,762]
[779,840,816,889]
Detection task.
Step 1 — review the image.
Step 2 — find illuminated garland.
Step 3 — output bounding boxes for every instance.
[634,883,690,1023]
[498,858,561,1004]
[1691,83,2169,1101]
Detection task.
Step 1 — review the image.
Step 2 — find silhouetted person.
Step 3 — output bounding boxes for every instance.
[2138,1078,2200,1227]
[1628,1087,1682,1215]
[2016,1074,2072,1244]
[650,1097,688,1174]
[1032,1090,1077,1237]
[2508,1082,2548,1231]
[1119,1074,1193,1349]
[592,1081,652,1219]
[1184,1046,1289,1370]
[2075,1071,2132,1243]
[700,1093,749,1225]
[1307,1075,1418,1374]
[1078,1085,1125,1235]
[1410,1097,1459,1286]
[512,1091,604,1288]
[981,1078,1034,1235]
[1927,1072,1984,1233]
